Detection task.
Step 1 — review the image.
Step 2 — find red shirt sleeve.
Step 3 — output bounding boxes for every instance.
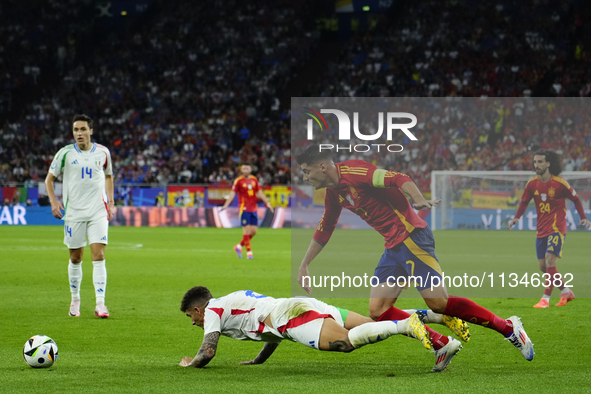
[232,177,241,193]
[515,180,535,219]
[563,181,588,220]
[369,168,414,189]
[313,189,343,245]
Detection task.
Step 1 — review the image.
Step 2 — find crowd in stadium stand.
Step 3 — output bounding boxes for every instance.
[0,0,310,189]
[1,0,590,195]
[319,0,584,97]
[301,97,591,191]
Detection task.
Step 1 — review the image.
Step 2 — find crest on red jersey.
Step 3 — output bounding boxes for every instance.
[541,193,547,202]
[548,187,555,198]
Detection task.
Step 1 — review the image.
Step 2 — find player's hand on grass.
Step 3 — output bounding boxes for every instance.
[51,202,65,219]
[238,359,259,365]
[412,199,441,210]
[298,266,312,295]
[179,357,193,367]
[509,218,519,229]
[581,219,591,229]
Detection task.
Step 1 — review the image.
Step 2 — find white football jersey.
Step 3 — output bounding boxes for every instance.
[49,143,113,222]
[203,290,285,343]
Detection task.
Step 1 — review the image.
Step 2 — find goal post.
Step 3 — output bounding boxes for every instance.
[430,171,591,231]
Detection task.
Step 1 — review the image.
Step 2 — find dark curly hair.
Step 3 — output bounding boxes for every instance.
[72,114,93,129]
[533,149,562,176]
[180,286,213,312]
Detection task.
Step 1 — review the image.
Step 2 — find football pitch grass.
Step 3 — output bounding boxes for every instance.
[1,226,589,393]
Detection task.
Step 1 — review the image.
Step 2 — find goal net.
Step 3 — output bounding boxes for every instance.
[430,171,591,231]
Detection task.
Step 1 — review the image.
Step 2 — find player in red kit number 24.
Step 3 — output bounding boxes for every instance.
[220,164,274,259]
[296,145,535,371]
[510,150,590,308]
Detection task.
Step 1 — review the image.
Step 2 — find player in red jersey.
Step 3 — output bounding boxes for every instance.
[509,150,590,308]
[220,164,274,259]
[296,145,535,369]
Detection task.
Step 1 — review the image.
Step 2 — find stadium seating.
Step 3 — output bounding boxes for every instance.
[1,0,589,197]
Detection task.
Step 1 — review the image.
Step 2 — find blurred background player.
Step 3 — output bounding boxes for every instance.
[178,286,435,370]
[509,150,590,308]
[44,114,115,318]
[296,145,534,365]
[220,164,274,259]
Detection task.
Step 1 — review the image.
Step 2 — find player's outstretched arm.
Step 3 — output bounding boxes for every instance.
[400,181,441,210]
[179,332,220,368]
[298,239,325,294]
[256,189,274,213]
[509,199,530,229]
[44,173,64,219]
[219,191,237,211]
[239,342,280,365]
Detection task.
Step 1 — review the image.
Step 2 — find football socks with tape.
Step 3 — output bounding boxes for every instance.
[68,260,82,301]
[92,260,107,306]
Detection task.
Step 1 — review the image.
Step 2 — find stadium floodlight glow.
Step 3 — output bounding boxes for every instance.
[363,6,370,11]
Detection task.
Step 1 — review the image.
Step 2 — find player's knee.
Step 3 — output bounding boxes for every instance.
[329,337,355,353]
[92,251,105,261]
[424,298,447,314]
[369,307,385,321]
[69,250,83,264]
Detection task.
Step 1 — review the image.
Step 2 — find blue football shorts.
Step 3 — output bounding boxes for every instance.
[374,226,443,291]
[240,211,258,226]
[536,232,565,259]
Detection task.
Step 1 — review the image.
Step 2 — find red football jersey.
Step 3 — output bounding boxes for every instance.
[232,175,260,213]
[520,175,584,237]
[313,160,427,249]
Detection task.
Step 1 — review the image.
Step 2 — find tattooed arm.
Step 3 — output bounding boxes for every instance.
[239,342,280,365]
[180,332,220,368]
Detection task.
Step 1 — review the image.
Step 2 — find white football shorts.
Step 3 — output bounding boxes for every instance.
[63,217,109,249]
[269,298,344,350]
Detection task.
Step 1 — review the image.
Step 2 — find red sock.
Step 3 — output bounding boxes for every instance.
[443,296,512,337]
[240,235,249,246]
[546,266,564,291]
[377,307,449,350]
[244,235,252,252]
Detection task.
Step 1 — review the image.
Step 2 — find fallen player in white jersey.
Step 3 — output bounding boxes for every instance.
[179,286,467,372]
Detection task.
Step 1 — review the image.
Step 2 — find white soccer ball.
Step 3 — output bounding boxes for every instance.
[23,335,58,368]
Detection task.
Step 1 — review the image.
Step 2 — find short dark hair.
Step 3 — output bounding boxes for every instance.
[533,149,562,176]
[72,114,93,129]
[180,286,213,312]
[296,144,334,166]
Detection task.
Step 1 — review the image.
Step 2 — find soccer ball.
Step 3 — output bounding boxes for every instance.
[23,335,58,368]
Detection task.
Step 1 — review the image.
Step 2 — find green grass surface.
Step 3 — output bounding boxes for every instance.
[1,227,589,393]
